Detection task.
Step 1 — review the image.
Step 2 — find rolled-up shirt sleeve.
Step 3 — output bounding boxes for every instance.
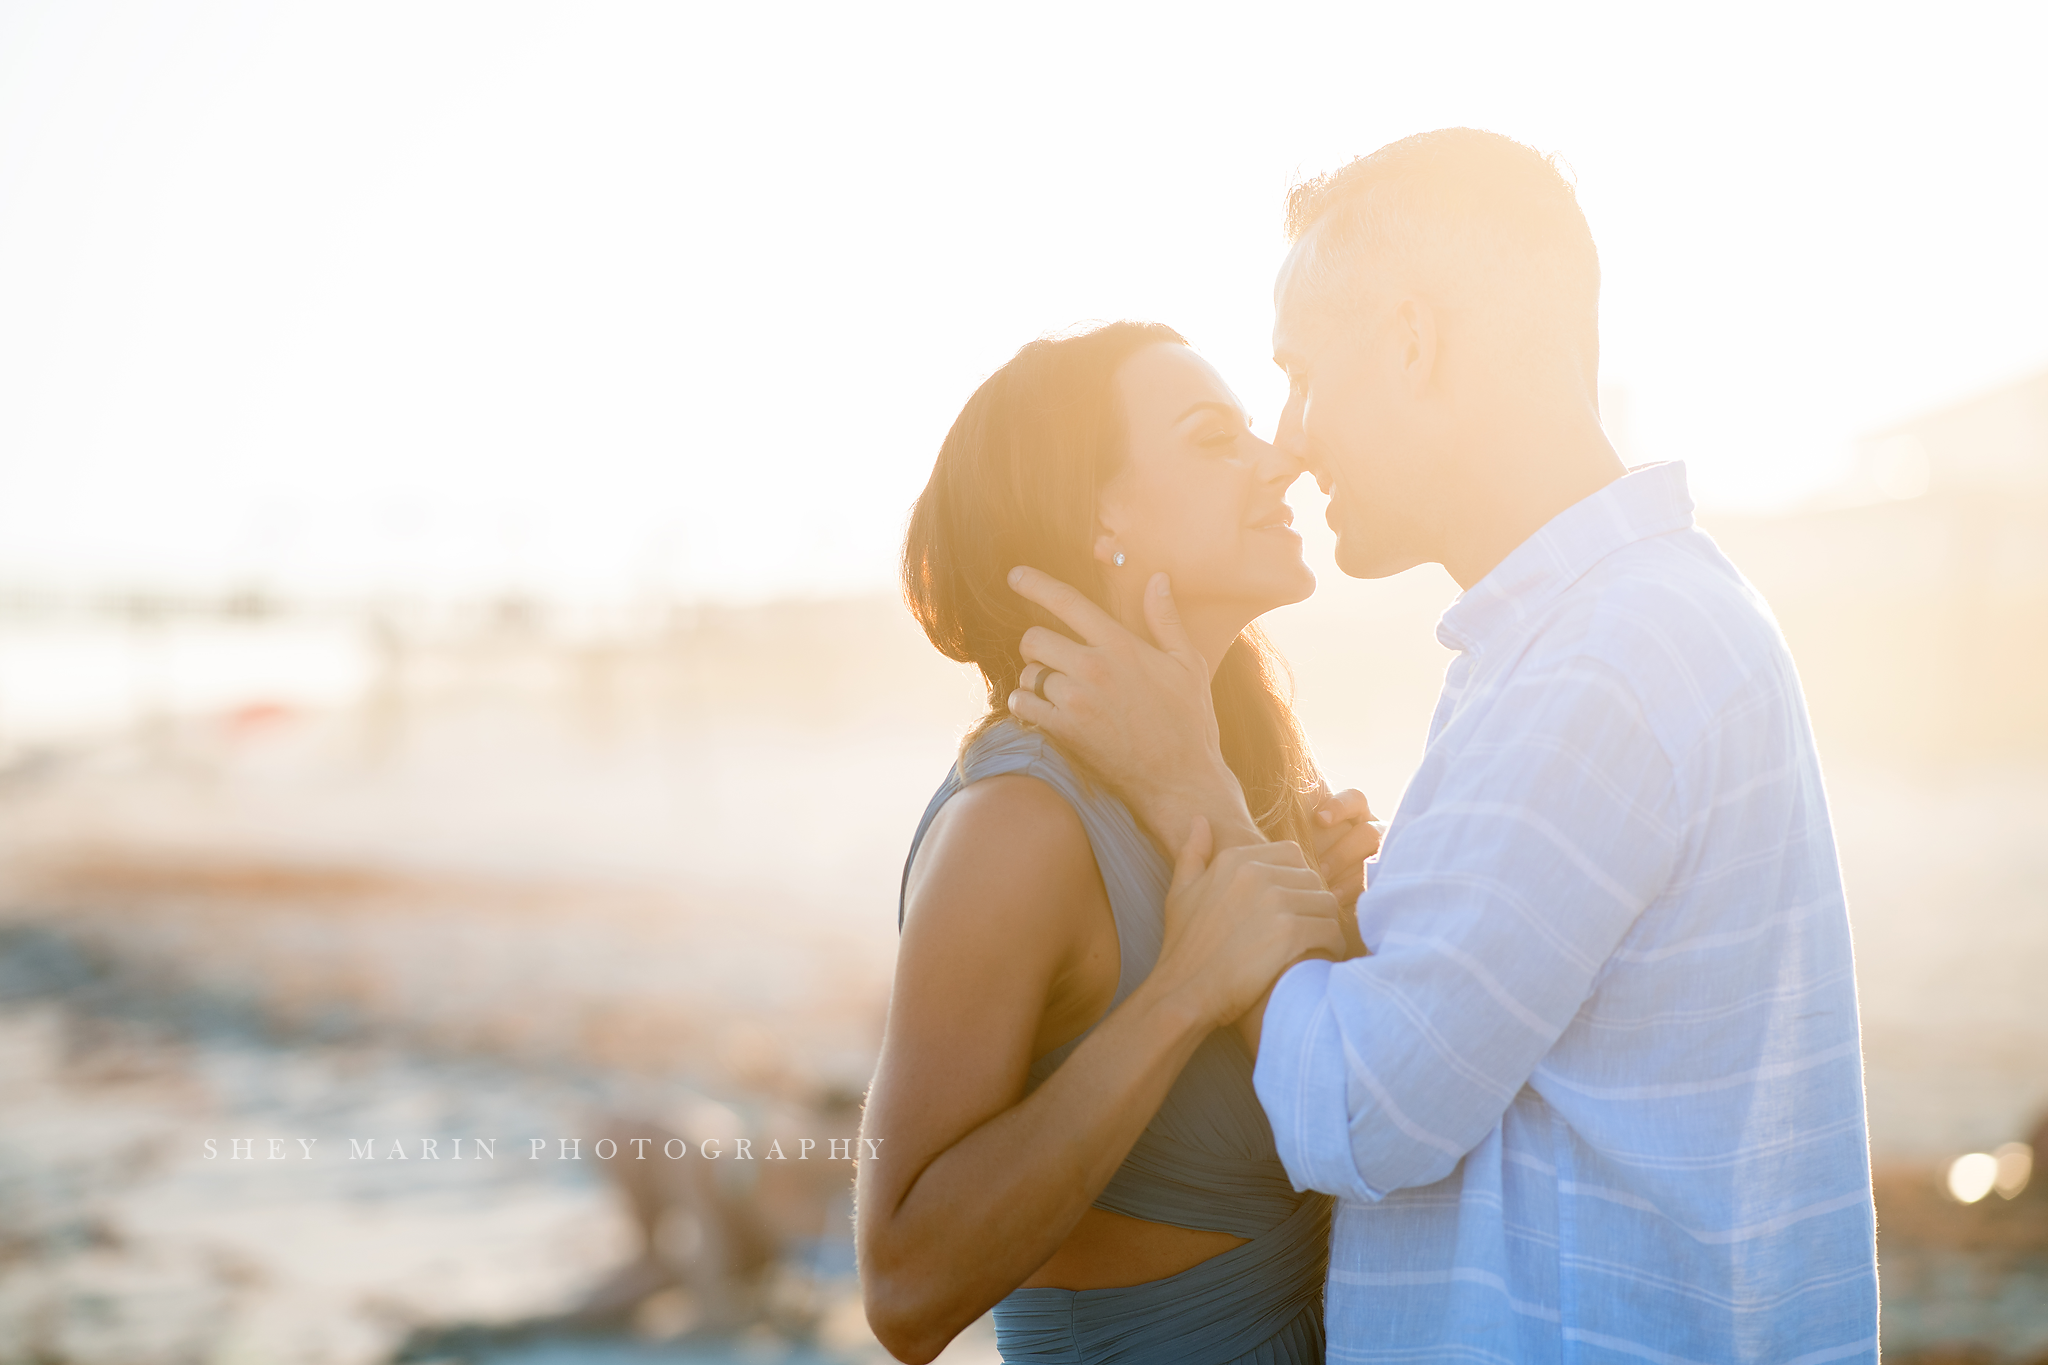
[1255,654,1682,1201]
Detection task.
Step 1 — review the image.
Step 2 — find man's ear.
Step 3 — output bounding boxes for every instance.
[1396,299,1439,394]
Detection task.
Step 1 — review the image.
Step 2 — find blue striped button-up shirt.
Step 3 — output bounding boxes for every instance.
[1255,462,1879,1363]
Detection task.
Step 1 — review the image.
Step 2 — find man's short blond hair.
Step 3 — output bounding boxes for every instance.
[1285,128,1602,389]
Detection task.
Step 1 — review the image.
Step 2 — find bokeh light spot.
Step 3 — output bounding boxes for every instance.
[1993,1142,2033,1200]
[1946,1151,2000,1203]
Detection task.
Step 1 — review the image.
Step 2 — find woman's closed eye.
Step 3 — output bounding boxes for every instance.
[1194,417,1256,455]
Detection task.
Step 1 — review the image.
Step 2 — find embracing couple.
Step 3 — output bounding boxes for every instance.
[854,129,1880,1365]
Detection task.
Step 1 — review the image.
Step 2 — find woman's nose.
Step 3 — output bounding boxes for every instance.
[1252,432,1307,485]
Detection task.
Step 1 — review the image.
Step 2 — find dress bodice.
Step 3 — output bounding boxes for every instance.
[900,719,1307,1240]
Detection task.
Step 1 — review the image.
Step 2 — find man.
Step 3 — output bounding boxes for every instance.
[1006,128,1879,1362]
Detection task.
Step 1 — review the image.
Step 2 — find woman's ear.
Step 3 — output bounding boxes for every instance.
[1092,485,1131,569]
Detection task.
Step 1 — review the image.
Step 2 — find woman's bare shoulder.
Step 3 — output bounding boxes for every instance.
[903,773,1101,942]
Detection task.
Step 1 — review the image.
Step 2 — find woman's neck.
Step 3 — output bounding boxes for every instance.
[1191,611,1254,680]
[1123,591,1250,681]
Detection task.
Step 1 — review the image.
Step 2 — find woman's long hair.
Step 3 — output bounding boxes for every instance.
[901,320,1325,856]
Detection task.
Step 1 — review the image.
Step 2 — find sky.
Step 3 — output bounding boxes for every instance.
[1,0,2044,604]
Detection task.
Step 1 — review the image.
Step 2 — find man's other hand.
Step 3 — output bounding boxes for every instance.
[1312,787,1383,903]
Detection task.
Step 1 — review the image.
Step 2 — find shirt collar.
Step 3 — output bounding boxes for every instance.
[1436,460,1696,654]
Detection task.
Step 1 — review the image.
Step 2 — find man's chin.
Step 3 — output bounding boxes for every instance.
[1334,535,1415,581]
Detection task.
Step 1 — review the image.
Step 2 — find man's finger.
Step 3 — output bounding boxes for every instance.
[1018,625,1089,674]
[1009,566,1131,648]
[1316,817,1382,865]
[1315,788,1374,827]
[1141,573,1204,668]
[1006,687,1060,730]
[1019,662,1089,713]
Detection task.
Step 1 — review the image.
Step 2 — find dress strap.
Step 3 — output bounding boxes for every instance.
[900,723,1169,1025]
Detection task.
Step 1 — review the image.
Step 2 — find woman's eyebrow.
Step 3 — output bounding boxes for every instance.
[1174,399,1248,425]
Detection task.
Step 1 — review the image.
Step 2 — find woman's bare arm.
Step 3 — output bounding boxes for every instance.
[855,777,1343,1363]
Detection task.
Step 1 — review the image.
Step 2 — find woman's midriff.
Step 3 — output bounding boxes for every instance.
[1019,1205,1249,1290]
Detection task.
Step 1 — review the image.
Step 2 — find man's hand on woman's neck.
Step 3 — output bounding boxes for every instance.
[1007,567,1265,856]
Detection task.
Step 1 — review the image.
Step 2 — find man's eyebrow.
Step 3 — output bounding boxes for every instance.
[1174,399,1249,425]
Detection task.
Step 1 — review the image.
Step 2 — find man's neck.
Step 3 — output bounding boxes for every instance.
[1438,409,1628,591]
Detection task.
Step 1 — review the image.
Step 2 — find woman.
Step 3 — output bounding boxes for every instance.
[856,321,1380,1364]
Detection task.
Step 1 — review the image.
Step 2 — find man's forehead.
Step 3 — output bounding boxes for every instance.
[1271,242,1321,355]
[1272,235,1310,314]
[1272,228,1337,346]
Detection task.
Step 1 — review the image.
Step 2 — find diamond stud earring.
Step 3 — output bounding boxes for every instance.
[1113,552,1126,567]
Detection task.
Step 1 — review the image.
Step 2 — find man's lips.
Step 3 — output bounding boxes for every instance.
[1248,506,1295,531]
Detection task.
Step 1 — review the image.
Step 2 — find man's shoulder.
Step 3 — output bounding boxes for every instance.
[1574,525,1782,643]
[1549,528,1800,762]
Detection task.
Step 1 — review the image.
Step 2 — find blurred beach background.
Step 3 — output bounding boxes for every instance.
[2,3,2046,1363]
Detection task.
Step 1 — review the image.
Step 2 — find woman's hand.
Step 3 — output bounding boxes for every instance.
[1312,787,1382,904]
[861,784,1283,1362]
[1151,817,1348,1035]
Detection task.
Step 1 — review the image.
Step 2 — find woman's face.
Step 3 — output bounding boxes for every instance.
[1095,343,1315,621]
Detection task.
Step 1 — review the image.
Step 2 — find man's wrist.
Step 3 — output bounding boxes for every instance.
[1139,762,1257,851]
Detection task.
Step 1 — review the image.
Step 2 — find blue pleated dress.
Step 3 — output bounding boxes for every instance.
[900,719,1332,1365]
